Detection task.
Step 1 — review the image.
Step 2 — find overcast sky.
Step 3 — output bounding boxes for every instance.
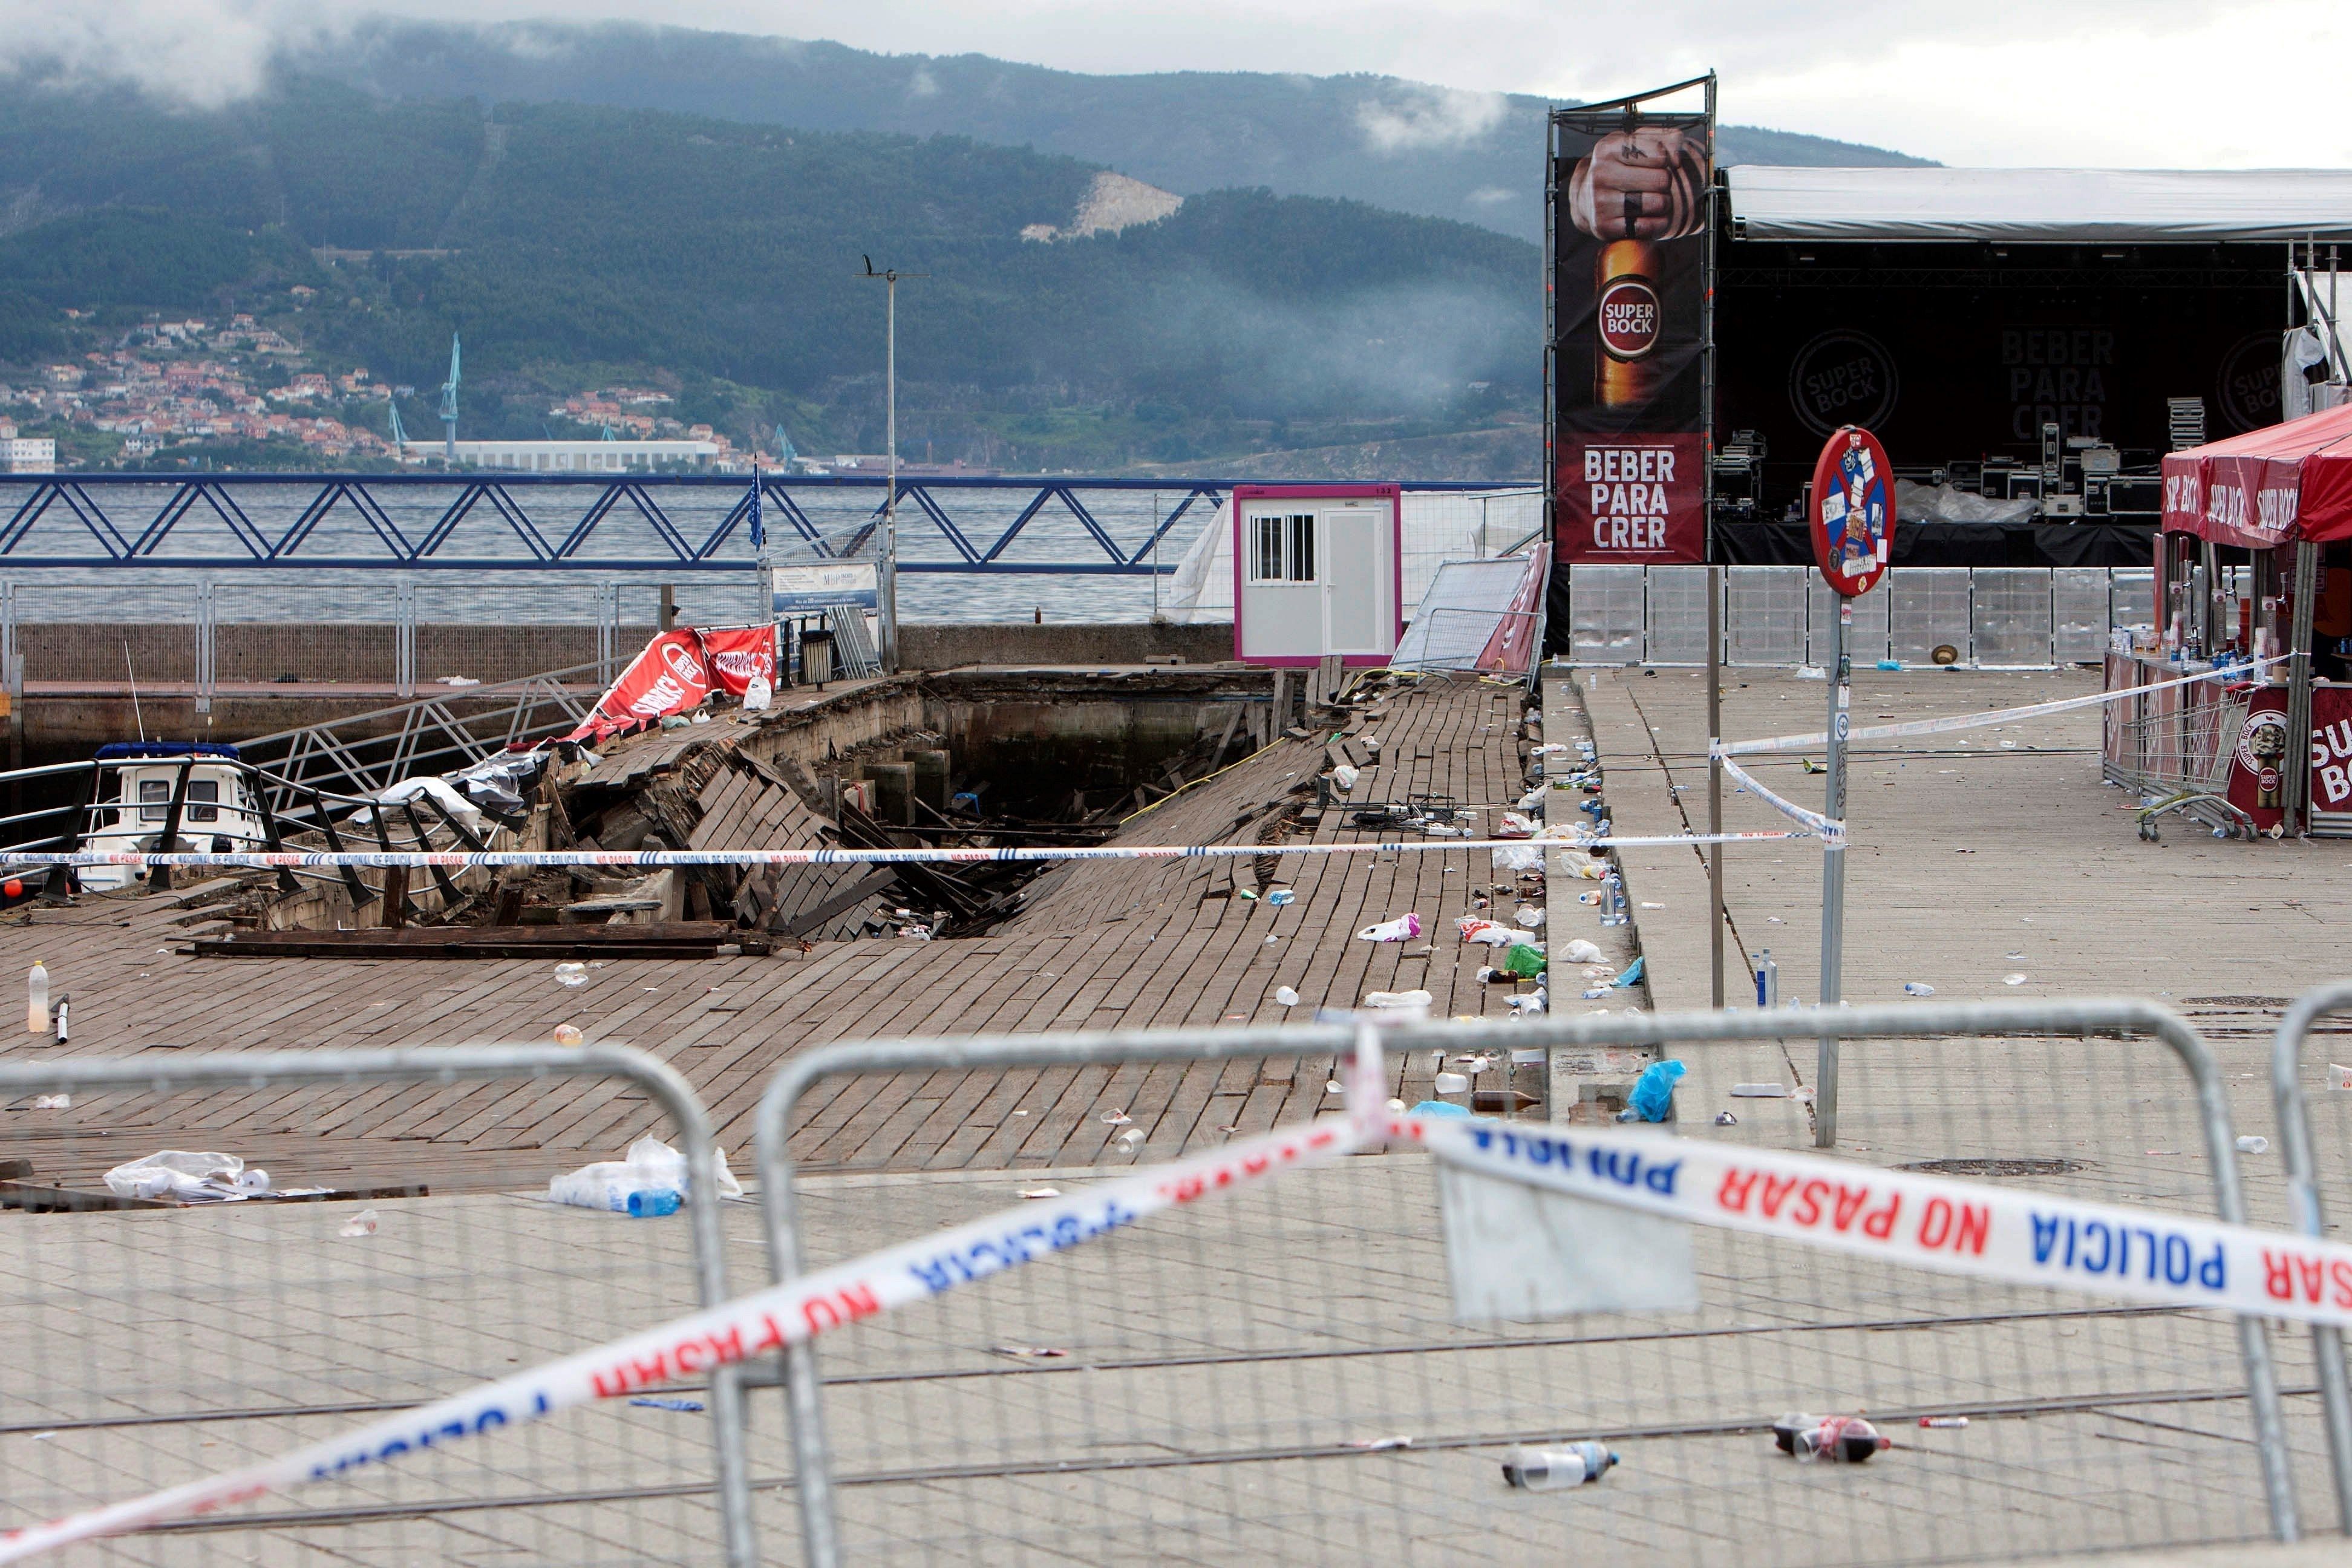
[10,0,2352,168]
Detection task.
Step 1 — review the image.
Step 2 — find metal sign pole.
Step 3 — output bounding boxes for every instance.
[881,272,900,675]
[1815,598,1852,1147]
[1708,563,1724,1007]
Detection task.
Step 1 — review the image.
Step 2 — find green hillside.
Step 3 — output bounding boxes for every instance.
[296,21,1936,246]
[0,79,1541,471]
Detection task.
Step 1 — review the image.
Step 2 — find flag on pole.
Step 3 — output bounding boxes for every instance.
[748,465,765,553]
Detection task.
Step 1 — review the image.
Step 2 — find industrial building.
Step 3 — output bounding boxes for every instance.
[397,438,722,473]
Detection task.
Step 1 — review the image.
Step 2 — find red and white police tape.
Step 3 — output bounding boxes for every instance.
[1711,754,1844,843]
[1715,653,2294,758]
[0,1117,1365,1561]
[1385,1109,2352,1327]
[0,831,1801,877]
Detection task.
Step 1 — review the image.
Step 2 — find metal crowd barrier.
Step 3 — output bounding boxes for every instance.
[0,1044,757,1567]
[1567,566,2153,668]
[2274,981,2352,1533]
[751,1001,2293,1566]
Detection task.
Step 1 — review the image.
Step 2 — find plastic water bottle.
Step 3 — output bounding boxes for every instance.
[1599,874,1628,927]
[1501,1441,1616,1489]
[1754,949,1778,1008]
[26,960,48,1036]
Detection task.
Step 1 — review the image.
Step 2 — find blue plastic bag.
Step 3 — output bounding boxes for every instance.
[1625,1059,1686,1123]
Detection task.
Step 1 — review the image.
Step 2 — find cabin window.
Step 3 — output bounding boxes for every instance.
[1247,512,1317,583]
[138,779,168,823]
[187,779,219,823]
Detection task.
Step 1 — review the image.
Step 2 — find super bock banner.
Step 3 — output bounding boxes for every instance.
[1547,79,1714,581]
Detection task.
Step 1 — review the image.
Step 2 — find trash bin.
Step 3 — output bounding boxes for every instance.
[800,627,835,688]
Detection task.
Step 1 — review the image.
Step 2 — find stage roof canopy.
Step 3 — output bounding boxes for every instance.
[1726,167,2352,244]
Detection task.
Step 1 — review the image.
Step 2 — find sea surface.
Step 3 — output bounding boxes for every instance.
[0,482,1540,627]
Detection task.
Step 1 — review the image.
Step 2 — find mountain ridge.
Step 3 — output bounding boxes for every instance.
[286,20,1936,246]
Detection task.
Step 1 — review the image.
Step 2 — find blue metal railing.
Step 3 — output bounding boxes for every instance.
[0,474,1521,575]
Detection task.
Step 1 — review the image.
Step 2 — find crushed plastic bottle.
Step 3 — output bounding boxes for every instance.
[1713,1111,1737,1126]
[339,1209,379,1238]
[2238,1135,2270,1154]
[1266,889,1295,907]
[1501,1442,1616,1489]
[553,962,589,988]
[1902,982,1936,996]
[1773,1413,1889,1463]
[1364,988,1434,1011]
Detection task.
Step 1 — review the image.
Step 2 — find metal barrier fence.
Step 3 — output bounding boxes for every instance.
[750,1001,2296,1567]
[0,1044,756,1566]
[235,660,601,810]
[2275,981,2352,1534]
[1566,566,2154,668]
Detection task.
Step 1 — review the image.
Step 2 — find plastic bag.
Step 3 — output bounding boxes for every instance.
[549,1135,744,1215]
[1456,918,1536,948]
[1558,938,1604,964]
[1626,1060,1687,1123]
[1500,942,1547,978]
[1356,913,1422,942]
[742,673,773,713]
[104,1151,272,1203]
[1331,764,1360,792]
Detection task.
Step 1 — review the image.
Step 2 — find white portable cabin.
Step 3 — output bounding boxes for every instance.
[1230,483,1403,667]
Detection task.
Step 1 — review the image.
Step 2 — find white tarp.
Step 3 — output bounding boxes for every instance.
[1728,166,2352,244]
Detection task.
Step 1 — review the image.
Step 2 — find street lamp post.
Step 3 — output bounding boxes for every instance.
[859,258,927,673]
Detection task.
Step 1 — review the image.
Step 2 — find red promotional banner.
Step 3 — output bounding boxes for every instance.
[1547,82,1714,570]
[697,624,777,697]
[1557,434,1706,562]
[566,629,713,745]
[2223,685,2352,831]
[1475,544,1552,674]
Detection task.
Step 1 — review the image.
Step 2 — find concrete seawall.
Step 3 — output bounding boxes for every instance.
[9,620,1241,757]
[18,619,1236,687]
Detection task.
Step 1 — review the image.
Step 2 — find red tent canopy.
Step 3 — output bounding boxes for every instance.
[2161,401,2352,549]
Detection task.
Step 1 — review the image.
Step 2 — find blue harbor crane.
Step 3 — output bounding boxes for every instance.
[437,333,460,465]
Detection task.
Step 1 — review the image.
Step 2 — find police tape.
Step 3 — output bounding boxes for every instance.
[0,832,1802,877]
[1389,1109,2352,1329]
[1716,654,2296,759]
[0,1117,1367,1561]
[1713,755,1844,844]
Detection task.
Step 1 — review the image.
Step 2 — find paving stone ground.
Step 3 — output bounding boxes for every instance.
[6,665,2351,1563]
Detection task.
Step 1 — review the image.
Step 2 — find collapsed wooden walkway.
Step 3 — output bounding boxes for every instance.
[0,675,1539,1193]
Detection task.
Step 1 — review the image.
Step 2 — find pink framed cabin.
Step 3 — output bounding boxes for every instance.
[1230,483,1404,667]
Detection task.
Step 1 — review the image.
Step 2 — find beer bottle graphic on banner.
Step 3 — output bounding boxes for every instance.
[1595,239,1663,409]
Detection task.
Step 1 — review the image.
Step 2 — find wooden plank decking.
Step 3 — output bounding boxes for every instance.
[0,675,1537,1192]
